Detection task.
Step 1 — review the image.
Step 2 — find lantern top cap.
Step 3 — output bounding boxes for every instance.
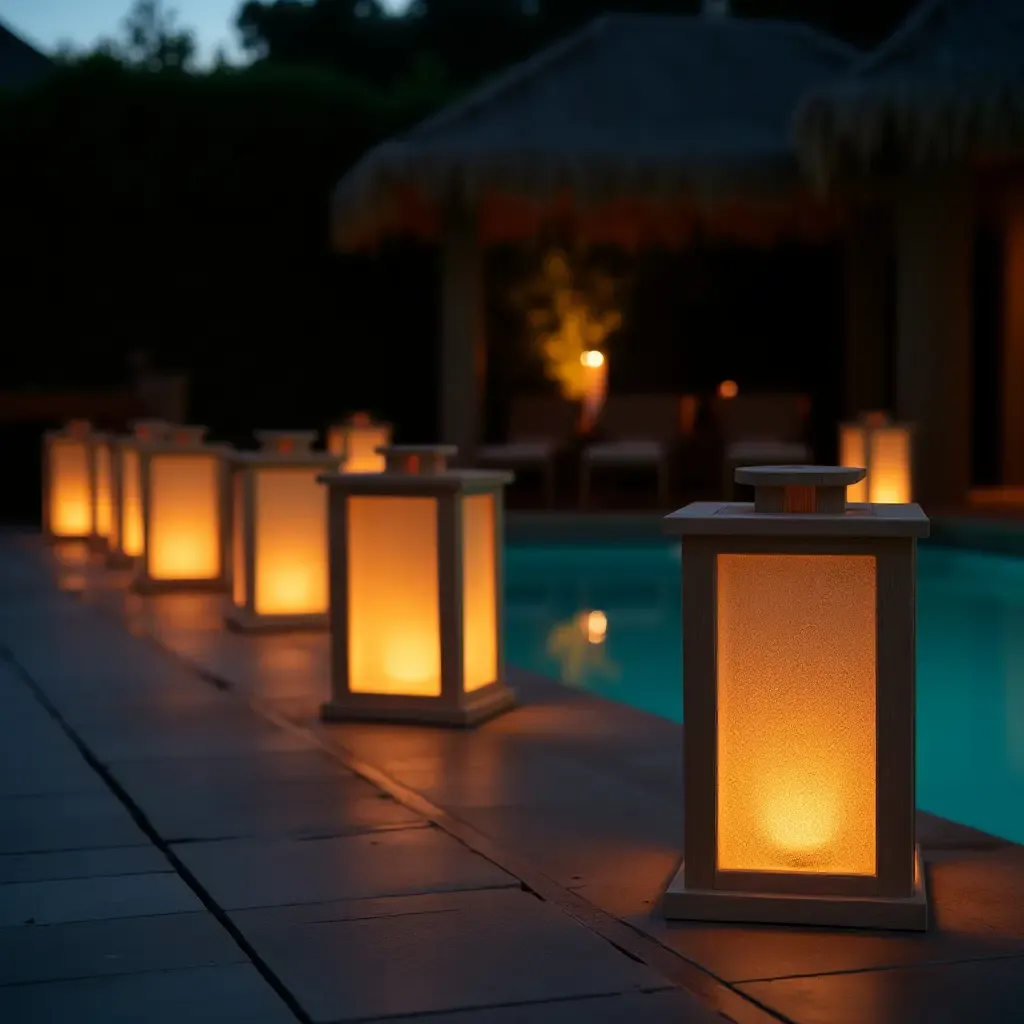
[254,429,318,454]
[64,419,92,438]
[383,445,458,456]
[735,465,864,487]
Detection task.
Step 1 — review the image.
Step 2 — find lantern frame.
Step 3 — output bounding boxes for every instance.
[839,411,915,504]
[107,420,171,568]
[42,420,95,543]
[226,431,341,632]
[662,465,930,931]
[319,445,515,727]
[132,426,232,594]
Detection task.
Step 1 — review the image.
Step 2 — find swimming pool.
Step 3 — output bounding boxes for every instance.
[504,541,1024,846]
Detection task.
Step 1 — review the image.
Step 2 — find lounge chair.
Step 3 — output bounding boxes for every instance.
[579,394,684,508]
[714,392,812,499]
[477,393,579,506]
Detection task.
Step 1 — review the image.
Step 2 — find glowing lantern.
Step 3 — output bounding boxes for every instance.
[326,412,392,473]
[839,412,914,504]
[42,420,95,541]
[718,380,739,400]
[579,350,608,434]
[320,445,515,726]
[226,430,342,631]
[132,426,231,593]
[107,420,170,568]
[663,465,930,930]
[89,433,115,552]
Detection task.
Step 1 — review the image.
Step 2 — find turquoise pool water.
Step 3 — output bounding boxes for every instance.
[504,542,1024,846]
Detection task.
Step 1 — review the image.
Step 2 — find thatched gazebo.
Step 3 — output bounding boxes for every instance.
[795,0,1024,504]
[331,6,857,462]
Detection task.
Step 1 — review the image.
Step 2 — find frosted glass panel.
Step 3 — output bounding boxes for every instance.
[49,439,91,537]
[148,454,221,581]
[838,425,868,503]
[462,493,497,693]
[716,553,877,877]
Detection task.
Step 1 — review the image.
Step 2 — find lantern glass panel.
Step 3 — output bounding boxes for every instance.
[232,471,246,607]
[94,442,113,538]
[347,495,441,696]
[121,448,144,557]
[50,438,92,537]
[254,467,328,616]
[869,427,912,504]
[148,454,222,581]
[462,492,497,693]
[715,553,877,877]
[838,425,868,503]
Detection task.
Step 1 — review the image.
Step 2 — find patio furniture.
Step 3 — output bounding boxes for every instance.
[579,394,684,508]
[477,394,579,506]
[714,392,812,499]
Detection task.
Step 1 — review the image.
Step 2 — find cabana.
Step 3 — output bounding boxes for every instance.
[795,0,1024,504]
[330,5,857,463]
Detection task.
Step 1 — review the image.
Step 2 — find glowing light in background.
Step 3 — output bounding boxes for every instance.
[718,380,739,399]
[546,609,618,687]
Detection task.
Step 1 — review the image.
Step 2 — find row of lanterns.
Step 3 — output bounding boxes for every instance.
[42,414,515,726]
[41,415,931,934]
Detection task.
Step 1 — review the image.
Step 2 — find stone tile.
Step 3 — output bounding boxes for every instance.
[0,736,105,798]
[127,772,423,843]
[455,800,681,890]
[174,828,515,910]
[378,990,724,1024]
[0,846,172,884]
[739,955,1024,1024]
[0,791,148,853]
[0,963,298,1023]
[0,872,203,926]
[590,846,1024,983]
[230,888,670,1022]
[0,910,246,985]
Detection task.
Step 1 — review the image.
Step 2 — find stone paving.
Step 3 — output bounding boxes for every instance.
[2,531,1024,1022]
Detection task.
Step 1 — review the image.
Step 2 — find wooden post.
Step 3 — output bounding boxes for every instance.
[894,181,973,508]
[1002,197,1024,485]
[440,204,484,466]
[843,208,890,417]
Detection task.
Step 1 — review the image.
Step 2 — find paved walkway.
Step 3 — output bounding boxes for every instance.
[2,532,1024,1022]
[0,537,715,1023]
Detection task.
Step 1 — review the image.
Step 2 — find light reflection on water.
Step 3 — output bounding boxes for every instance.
[505,541,1024,846]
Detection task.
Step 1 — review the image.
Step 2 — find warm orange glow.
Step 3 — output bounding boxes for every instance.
[147,454,222,581]
[253,468,328,616]
[718,380,739,400]
[462,493,498,692]
[232,471,246,607]
[48,438,92,537]
[121,448,144,557]
[839,423,868,503]
[347,495,440,696]
[586,610,608,644]
[329,420,392,473]
[840,421,912,504]
[868,426,912,504]
[93,442,113,539]
[715,553,877,876]
[581,349,605,368]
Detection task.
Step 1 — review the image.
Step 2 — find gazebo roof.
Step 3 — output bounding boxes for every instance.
[0,20,54,91]
[332,13,857,249]
[795,0,1024,184]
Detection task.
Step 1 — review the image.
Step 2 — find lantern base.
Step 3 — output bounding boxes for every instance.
[321,683,515,729]
[224,607,328,633]
[106,551,138,570]
[662,846,928,932]
[132,575,228,595]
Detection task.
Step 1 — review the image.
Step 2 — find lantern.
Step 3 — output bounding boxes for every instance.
[326,412,392,473]
[42,420,95,542]
[89,433,115,552]
[320,445,515,726]
[107,420,171,568]
[839,412,914,504]
[663,465,930,930]
[132,426,231,593]
[226,431,342,631]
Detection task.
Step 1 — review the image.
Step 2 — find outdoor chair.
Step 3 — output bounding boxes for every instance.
[714,392,812,499]
[579,393,684,508]
[477,393,580,506]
